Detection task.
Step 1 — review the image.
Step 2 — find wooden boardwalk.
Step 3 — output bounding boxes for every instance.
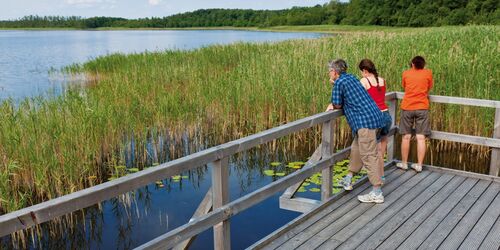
[250,166,500,250]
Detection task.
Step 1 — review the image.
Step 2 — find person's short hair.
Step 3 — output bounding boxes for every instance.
[411,56,426,69]
[328,59,348,74]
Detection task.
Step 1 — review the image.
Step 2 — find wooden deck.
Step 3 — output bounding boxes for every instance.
[250,166,500,250]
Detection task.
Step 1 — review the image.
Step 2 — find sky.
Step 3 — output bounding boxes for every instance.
[0,0,335,20]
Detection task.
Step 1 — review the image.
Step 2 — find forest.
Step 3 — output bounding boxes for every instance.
[0,0,498,28]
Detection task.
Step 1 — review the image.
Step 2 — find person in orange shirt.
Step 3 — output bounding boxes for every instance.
[397,56,433,172]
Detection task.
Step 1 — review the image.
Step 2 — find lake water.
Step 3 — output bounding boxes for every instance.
[0,30,325,249]
[0,30,323,99]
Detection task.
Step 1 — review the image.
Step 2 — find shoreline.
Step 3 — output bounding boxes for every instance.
[0,24,416,33]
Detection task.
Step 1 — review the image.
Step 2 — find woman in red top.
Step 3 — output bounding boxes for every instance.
[358,59,392,180]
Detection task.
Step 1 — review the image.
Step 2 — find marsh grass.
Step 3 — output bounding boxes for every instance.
[0,25,498,215]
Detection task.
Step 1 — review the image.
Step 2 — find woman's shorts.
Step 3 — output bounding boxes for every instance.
[377,111,392,140]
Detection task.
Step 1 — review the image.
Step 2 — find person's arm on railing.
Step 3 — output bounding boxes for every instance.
[327,80,343,111]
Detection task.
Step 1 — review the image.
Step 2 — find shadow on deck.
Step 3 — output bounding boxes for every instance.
[250,163,500,250]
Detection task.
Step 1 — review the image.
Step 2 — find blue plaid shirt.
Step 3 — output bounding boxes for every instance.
[331,73,384,136]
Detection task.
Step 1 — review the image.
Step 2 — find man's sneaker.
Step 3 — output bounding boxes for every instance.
[411,163,423,172]
[341,176,353,191]
[358,191,384,203]
[396,162,408,170]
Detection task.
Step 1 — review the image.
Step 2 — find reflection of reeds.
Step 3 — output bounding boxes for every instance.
[0,26,498,217]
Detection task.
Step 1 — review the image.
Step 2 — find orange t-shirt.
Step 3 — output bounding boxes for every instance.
[401,68,433,110]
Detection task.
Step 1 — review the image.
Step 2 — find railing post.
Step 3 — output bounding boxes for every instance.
[321,119,335,201]
[212,157,230,249]
[490,108,500,176]
[387,97,398,161]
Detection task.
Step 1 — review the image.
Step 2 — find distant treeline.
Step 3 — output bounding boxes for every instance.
[1,0,498,28]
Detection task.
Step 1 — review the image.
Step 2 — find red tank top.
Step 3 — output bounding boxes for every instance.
[366,77,388,111]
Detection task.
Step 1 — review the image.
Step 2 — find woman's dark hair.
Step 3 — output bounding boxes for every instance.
[358,58,381,91]
[411,56,426,69]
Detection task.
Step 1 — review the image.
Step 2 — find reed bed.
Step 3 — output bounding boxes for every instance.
[0,25,498,214]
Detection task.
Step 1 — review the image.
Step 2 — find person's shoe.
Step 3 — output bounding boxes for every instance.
[381,175,386,184]
[358,191,384,203]
[341,176,353,191]
[396,162,408,170]
[411,163,423,172]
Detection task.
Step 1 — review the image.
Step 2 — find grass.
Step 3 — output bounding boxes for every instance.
[0,25,498,214]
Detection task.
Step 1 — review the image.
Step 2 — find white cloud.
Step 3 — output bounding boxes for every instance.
[148,0,162,6]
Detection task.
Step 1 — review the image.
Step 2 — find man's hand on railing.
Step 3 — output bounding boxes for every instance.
[326,103,334,111]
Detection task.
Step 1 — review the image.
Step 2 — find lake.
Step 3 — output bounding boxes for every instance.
[0,29,325,249]
[0,30,323,100]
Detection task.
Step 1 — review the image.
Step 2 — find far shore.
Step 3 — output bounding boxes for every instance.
[0,24,419,33]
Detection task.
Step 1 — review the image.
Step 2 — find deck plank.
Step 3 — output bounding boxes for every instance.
[459,186,500,250]
[315,171,442,249]
[309,171,436,249]
[395,177,478,250]
[417,179,492,250]
[258,168,400,250]
[352,174,464,250]
[253,169,500,250]
[438,183,500,250]
[479,216,500,250]
[276,170,415,250]
[375,175,467,250]
[338,175,453,249]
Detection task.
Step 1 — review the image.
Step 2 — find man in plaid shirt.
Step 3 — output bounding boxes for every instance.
[326,59,386,203]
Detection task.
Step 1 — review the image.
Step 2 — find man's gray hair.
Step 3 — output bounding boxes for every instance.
[328,59,348,74]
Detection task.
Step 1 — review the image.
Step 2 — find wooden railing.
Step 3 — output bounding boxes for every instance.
[0,92,499,250]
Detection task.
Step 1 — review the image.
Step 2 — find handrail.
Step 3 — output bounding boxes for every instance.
[395,92,500,108]
[0,108,344,237]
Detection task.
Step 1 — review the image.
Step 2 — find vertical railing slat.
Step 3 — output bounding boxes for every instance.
[387,98,398,161]
[212,158,230,249]
[321,119,335,201]
[490,108,500,176]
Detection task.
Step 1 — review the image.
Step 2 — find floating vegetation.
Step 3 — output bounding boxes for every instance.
[309,188,321,192]
[275,172,286,177]
[263,170,275,176]
[270,162,281,167]
[127,168,139,173]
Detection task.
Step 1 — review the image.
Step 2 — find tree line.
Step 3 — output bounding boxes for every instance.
[0,0,498,28]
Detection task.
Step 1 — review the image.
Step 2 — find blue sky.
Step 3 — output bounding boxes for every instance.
[0,0,335,20]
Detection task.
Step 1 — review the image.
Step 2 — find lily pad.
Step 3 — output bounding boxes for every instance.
[270,162,281,167]
[297,187,307,193]
[108,177,116,181]
[155,181,163,185]
[172,175,181,180]
[182,175,189,179]
[301,182,311,187]
[275,172,286,177]
[263,170,275,176]
[332,188,342,194]
[309,188,321,192]
[127,168,139,173]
